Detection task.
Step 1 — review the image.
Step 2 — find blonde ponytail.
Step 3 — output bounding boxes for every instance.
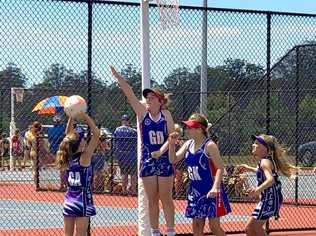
[272,144,293,177]
[264,135,296,177]
[55,133,77,170]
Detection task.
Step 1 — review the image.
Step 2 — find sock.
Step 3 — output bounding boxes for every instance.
[167,228,176,236]
[151,228,161,236]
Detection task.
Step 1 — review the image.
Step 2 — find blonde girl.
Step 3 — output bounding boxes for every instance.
[56,112,100,236]
[169,113,231,236]
[238,134,295,236]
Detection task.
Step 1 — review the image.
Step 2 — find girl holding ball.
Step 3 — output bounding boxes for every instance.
[56,107,100,236]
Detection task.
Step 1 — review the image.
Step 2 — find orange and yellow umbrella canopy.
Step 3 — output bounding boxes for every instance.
[32,96,68,115]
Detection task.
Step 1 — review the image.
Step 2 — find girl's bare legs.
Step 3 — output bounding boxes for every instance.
[75,217,90,236]
[17,157,22,170]
[245,217,267,236]
[208,217,226,236]
[158,176,175,230]
[192,218,205,236]
[23,149,30,168]
[0,156,4,170]
[12,157,17,170]
[64,216,75,236]
[130,174,137,195]
[121,174,129,195]
[142,176,159,229]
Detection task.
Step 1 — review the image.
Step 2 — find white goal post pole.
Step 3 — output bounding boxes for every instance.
[138,0,151,235]
[9,87,24,170]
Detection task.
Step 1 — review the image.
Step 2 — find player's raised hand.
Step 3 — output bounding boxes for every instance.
[168,132,179,144]
[151,150,162,159]
[110,66,123,81]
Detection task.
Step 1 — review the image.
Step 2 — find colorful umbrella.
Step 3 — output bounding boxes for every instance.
[32,95,69,115]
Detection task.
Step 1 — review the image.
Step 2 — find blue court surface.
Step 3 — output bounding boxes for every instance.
[0,169,315,231]
[0,199,249,230]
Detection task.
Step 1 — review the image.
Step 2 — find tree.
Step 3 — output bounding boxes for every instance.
[0,63,27,88]
[216,58,265,91]
[162,67,199,120]
[0,63,27,132]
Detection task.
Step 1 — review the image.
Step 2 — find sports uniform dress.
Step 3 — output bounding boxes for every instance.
[139,112,174,177]
[185,139,231,219]
[63,152,96,217]
[252,156,283,220]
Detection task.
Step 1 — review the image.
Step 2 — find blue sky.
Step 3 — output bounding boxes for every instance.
[116,0,316,14]
[140,0,316,14]
[1,0,315,87]
[182,0,316,14]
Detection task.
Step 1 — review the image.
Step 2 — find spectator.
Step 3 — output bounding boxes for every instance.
[11,129,23,171]
[23,121,43,181]
[36,131,55,168]
[113,114,137,196]
[28,121,43,164]
[23,122,42,169]
[91,133,111,192]
[0,133,10,171]
[22,125,32,169]
[47,115,66,156]
[47,116,66,190]
[173,124,186,198]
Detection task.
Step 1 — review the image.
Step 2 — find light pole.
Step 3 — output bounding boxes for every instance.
[200,0,208,115]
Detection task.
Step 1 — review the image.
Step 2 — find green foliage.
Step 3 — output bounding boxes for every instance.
[300,95,316,121]
[0,63,27,88]
[1,45,315,148]
[0,63,27,132]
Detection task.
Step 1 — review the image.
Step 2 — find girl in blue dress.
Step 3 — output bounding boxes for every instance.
[56,112,100,236]
[169,113,231,236]
[111,66,176,236]
[238,134,296,236]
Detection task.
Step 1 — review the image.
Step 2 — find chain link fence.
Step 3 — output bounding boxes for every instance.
[1,0,316,235]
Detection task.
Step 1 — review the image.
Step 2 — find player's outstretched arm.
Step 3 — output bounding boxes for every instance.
[78,112,100,167]
[237,164,258,173]
[110,66,146,118]
[168,133,188,164]
[65,117,74,135]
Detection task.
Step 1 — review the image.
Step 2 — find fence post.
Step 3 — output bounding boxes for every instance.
[265,12,272,234]
[266,12,272,135]
[294,45,301,206]
[87,2,93,235]
[200,0,208,115]
[227,91,231,164]
[87,0,93,117]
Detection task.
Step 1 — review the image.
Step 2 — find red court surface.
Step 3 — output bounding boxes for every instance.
[230,231,316,236]
[1,183,315,236]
